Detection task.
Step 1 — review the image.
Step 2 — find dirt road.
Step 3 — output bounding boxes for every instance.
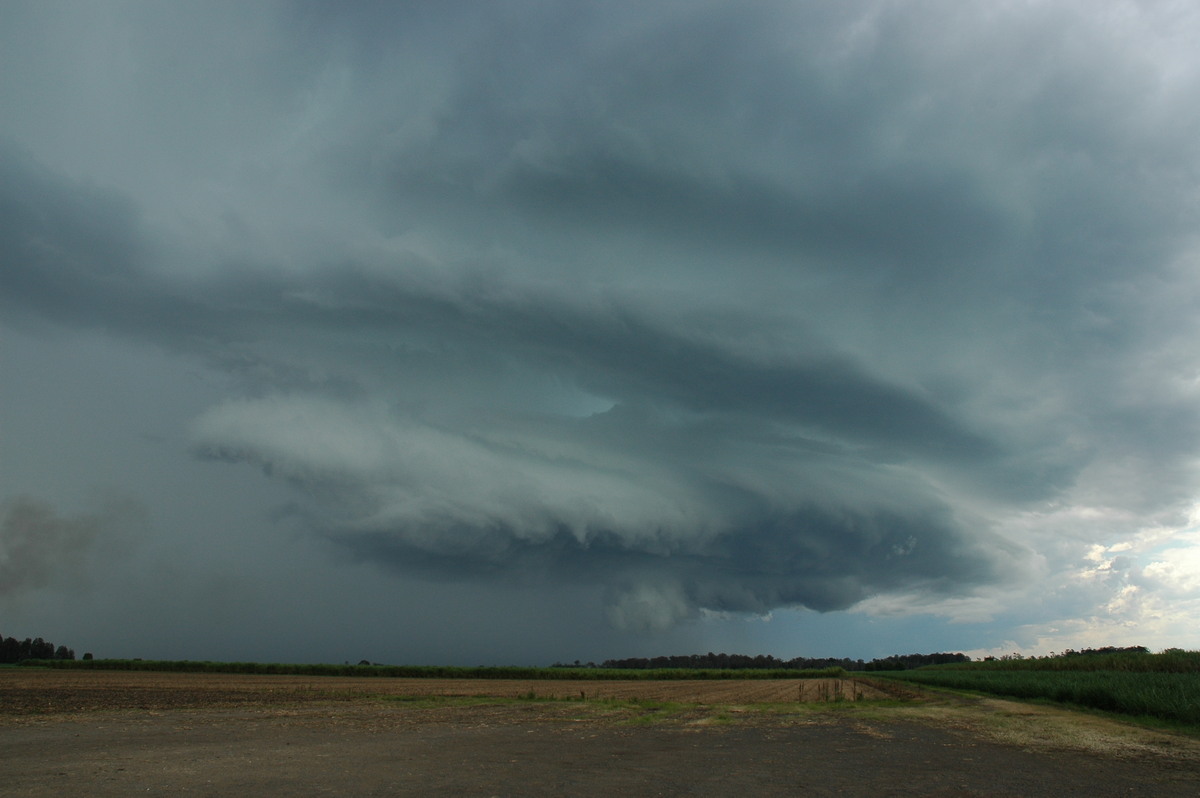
[3,669,1198,796]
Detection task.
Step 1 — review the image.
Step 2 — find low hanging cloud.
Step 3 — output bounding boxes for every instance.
[189,388,1023,626]
[4,1,1200,636]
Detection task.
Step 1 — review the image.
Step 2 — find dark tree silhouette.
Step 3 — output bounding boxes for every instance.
[0,634,77,663]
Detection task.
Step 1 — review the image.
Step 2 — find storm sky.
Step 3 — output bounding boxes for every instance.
[4,0,1200,665]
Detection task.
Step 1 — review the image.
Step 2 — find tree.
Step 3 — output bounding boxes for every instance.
[0,634,79,662]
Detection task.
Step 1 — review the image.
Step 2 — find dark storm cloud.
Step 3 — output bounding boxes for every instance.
[4,0,1200,635]
[1,137,1024,621]
[335,501,1017,629]
[0,147,195,337]
[0,141,997,465]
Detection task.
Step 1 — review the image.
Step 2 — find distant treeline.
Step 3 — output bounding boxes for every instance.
[585,651,971,671]
[979,645,1148,662]
[20,659,845,680]
[935,646,1200,673]
[0,634,79,663]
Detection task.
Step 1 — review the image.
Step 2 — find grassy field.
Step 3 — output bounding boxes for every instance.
[880,650,1200,726]
[8,669,1200,797]
[21,650,1200,728]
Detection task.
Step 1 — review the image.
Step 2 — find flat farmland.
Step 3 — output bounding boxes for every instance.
[0,668,897,713]
[4,669,1200,797]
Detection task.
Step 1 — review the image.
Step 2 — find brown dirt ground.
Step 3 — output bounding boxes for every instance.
[3,669,1199,796]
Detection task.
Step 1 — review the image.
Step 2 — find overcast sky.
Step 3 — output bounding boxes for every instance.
[3,0,1200,665]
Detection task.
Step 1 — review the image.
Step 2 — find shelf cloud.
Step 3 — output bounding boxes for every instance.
[4,0,1200,661]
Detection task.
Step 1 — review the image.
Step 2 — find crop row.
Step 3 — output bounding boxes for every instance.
[885,669,1200,725]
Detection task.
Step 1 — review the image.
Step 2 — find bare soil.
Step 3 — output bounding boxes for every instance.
[3,669,1199,796]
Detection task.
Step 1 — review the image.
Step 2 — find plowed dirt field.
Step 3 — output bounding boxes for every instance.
[0,669,897,713]
[3,669,1199,797]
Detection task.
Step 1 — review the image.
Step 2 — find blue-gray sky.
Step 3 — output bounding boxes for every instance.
[3,0,1200,665]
